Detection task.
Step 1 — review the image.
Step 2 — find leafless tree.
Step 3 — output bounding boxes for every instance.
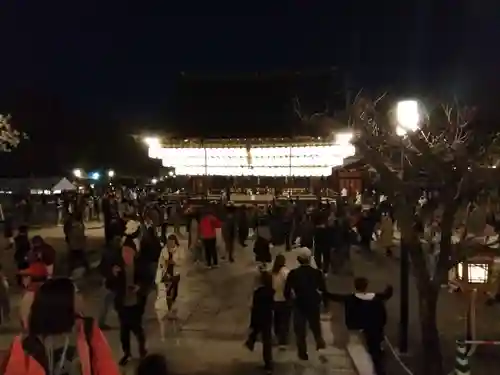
[349,93,499,375]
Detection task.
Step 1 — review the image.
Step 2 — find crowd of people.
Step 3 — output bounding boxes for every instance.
[0,190,402,375]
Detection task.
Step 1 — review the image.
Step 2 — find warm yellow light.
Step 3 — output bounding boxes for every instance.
[457,263,489,284]
[73,169,83,178]
[396,100,420,135]
[143,137,160,147]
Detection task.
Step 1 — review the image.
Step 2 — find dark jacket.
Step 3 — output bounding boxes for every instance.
[253,236,272,263]
[250,285,274,329]
[284,264,327,310]
[14,234,31,267]
[108,256,151,309]
[100,243,122,290]
[314,225,333,251]
[140,226,162,263]
[327,285,393,333]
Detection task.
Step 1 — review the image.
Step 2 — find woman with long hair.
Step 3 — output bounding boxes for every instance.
[154,233,184,341]
[271,253,291,349]
[3,278,119,375]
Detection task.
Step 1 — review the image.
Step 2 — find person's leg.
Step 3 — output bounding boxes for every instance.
[261,324,273,371]
[130,305,147,357]
[98,289,114,328]
[273,302,281,340]
[203,239,212,267]
[314,246,323,271]
[245,327,259,351]
[226,239,235,262]
[284,225,292,251]
[364,331,386,375]
[322,248,331,274]
[118,308,132,365]
[208,238,218,266]
[306,306,326,350]
[293,308,309,360]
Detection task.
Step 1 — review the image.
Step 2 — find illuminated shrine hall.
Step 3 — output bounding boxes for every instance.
[145,135,356,177]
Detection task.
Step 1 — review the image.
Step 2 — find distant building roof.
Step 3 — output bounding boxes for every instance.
[0,177,62,192]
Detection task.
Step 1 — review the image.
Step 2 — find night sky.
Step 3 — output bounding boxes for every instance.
[0,0,498,176]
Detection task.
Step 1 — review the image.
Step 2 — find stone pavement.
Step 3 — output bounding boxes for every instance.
[0,226,358,374]
[85,239,356,375]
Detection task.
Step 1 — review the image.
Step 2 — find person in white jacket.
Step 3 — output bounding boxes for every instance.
[271,253,291,349]
[154,234,184,341]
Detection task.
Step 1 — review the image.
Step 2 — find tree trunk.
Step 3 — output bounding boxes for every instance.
[418,286,445,375]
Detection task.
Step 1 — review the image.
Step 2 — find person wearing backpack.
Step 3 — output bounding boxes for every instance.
[2,278,120,375]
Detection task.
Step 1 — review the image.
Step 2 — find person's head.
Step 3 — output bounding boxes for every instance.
[354,277,369,293]
[136,354,169,375]
[297,247,312,265]
[28,278,76,336]
[166,234,179,249]
[32,235,44,248]
[271,254,286,274]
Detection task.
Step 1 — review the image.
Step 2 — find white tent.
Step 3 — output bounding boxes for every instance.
[52,177,77,192]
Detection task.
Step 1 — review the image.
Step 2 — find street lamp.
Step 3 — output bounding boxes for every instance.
[143,137,160,148]
[73,168,83,178]
[108,170,115,178]
[395,99,421,354]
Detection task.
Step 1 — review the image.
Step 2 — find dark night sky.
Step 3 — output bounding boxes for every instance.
[0,0,498,176]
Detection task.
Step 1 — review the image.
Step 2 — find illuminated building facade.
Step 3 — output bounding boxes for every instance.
[145,134,355,177]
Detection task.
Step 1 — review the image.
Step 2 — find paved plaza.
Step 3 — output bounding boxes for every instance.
[0,227,357,375]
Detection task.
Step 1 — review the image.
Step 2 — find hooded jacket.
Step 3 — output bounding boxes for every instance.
[1,318,120,375]
[327,285,393,333]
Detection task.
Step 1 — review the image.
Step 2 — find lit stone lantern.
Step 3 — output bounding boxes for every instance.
[456,255,493,290]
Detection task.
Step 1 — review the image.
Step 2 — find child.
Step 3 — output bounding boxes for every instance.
[154,234,183,341]
[245,271,274,373]
[0,264,10,325]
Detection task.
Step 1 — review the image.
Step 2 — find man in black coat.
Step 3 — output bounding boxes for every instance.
[284,248,327,361]
[108,233,150,366]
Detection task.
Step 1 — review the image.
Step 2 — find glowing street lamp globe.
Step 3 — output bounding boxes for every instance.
[73,169,83,178]
[396,100,421,136]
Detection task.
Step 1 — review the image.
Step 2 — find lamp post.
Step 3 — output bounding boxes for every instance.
[395,99,421,353]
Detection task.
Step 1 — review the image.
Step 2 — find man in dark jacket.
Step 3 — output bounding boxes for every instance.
[314,214,333,275]
[109,236,150,366]
[98,235,122,329]
[222,207,237,262]
[327,277,393,375]
[284,248,326,360]
[245,271,274,373]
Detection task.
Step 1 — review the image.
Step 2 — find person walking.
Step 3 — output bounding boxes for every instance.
[284,247,326,361]
[271,254,291,349]
[222,207,237,262]
[199,209,221,268]
[245,271,274,373]
[154,234,183,341]
[109,234,149,366]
